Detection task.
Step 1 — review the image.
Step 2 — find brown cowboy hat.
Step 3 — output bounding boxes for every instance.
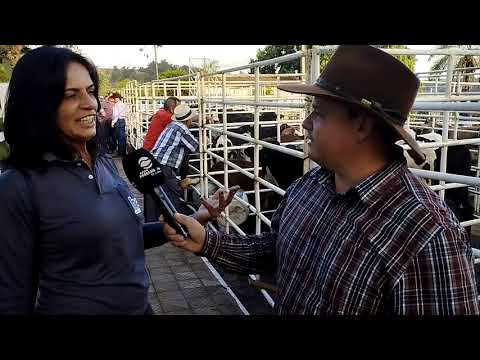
[278,45,425,164]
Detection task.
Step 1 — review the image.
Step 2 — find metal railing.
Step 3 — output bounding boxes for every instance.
[122,46,480,307]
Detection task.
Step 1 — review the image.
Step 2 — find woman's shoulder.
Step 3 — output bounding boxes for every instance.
[0,167,31,201]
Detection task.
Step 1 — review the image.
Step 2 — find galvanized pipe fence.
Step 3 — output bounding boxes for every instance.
[122,46,480,306]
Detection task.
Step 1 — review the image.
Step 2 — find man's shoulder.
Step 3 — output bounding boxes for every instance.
[169,121,188,133]
[397,168,462,229]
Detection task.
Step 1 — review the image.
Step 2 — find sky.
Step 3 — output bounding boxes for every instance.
[77,45,437,73]
[78,45,264,71]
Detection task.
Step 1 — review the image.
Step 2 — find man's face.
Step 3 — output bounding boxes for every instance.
[302,96,358,170]
[169,100,180,113]
[185,114,197,128]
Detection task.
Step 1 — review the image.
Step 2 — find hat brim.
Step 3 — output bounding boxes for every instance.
[172,110,198,122]
[278,83,426,165]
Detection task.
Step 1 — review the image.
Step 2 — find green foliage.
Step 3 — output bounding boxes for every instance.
[428,45,480,91]
[61,45,82,54]
[0,63,10,82]
[249,45,333,74]
[159,68,188,79]
[250,45,301,74]
[190,59,219,74]
[376,45,416,72]
[98,69,112,96]
[0,45,28,67]
[111,78,131,92]
[429,45,480,70]
[105,59,191,93]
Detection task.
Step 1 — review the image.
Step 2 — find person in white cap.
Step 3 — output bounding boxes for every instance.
[149,103,199,217]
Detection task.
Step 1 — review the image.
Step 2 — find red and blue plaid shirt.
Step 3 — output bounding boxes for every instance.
[200,155,479,315]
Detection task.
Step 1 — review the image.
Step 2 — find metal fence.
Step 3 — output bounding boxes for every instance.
[122,46,480,305]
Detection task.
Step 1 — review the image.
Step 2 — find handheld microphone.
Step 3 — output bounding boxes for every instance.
[122,148,189,238]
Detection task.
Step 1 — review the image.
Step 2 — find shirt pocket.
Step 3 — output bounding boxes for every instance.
[116,183,144,223]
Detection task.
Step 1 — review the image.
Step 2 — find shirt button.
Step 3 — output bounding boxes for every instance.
[77,163,82,166]
[88,174,94,180]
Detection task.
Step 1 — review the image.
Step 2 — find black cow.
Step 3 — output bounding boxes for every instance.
[244,139,304,191]
[430,144,474,234]
[407,130,475,236]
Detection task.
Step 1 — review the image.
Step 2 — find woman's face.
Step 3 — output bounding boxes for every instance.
[57,62,98,146]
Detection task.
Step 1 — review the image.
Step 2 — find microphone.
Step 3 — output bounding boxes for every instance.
[122,148,189,238]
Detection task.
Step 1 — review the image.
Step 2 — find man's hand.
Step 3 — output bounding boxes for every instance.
[163,213,206,253]
[178,177,200,190]
[192,186,240,225]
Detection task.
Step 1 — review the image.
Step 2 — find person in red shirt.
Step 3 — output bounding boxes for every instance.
[143,96,180,151]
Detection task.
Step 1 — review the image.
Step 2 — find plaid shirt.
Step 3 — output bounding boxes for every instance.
[152,121,198,170]
[200,154,479,315]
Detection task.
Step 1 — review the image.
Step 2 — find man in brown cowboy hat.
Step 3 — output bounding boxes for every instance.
[162,46,479,315]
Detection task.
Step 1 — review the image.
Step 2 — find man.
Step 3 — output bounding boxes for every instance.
[111,92,129,156]
[143,96,180,151]
[145,104,199,221]
[163,46,479,315]
[99,95,114,153]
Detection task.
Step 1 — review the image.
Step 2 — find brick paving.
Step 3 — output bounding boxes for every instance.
[113,156,268,315]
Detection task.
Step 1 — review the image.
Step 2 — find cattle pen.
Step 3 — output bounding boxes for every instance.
[121,46,480,306]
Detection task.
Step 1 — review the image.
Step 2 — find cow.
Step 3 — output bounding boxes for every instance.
[211,123,303,165]
[189,159,275,234]
[401,127,475,236]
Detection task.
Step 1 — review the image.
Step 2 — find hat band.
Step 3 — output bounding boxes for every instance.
[314,78,407,126]
[176,110,192,120]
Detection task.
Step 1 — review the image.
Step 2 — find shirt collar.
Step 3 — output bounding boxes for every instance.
[354,159,406,206]
[42,152,76,164]
[312,147,407,205]
[42,150,106,165]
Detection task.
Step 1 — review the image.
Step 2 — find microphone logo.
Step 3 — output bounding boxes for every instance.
[138,157,152,170]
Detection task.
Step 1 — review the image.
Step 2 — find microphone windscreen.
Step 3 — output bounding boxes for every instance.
[122,149,165,193]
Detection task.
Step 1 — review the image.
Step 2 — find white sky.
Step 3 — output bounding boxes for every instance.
[78,45,264,70]
[77,45,436,73]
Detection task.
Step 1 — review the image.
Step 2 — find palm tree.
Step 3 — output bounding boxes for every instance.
[429,45,480,92]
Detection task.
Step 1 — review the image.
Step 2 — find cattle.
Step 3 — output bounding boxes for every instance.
[211,123,303,166]
[402,127,475,236]
[190,159,276,233]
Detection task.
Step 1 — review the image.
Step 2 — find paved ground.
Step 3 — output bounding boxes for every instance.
[144,244,244,315]
[113,156,272,315]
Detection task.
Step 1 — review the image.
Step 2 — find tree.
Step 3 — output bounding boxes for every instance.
[111,78,131,92]
[190,59,219,74]
[250,45,301,74]
[159,68,188,79]
[61,45,82,54]
[98,69,112,96]
[376,45,416,72]
[249,45,333,74]
[0,64,10,82]
[428,45,480,91]
[0,45,29,67]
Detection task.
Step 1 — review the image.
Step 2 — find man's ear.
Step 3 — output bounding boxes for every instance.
[352,112,375,143]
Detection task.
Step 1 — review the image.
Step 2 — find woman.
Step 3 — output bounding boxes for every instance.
[0,46,234,314]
